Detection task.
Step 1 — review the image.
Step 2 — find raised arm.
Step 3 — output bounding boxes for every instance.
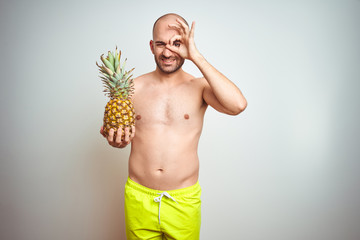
[167,18,247,115]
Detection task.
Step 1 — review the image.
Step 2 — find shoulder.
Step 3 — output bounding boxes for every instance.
[133,71,155,89]
[182,74,208,101]
[134,71,154,82]
[188,76,208,90]
[182,71,206,86]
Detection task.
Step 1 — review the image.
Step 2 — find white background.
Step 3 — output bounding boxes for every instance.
[1,0,359,239]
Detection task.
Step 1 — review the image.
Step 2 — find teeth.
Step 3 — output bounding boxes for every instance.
[163,59,174,63]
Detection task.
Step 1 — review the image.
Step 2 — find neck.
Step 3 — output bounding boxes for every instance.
[154,67,185,84]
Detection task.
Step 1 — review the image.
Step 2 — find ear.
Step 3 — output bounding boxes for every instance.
[150,40,154,54]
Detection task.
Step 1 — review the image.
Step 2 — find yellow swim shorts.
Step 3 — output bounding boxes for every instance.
[124,177,201,240]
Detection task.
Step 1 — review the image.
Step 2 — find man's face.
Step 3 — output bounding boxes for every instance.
[151,17,184,74]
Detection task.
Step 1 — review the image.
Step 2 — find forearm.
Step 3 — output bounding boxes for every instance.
[166,18,247,114]
[192,53,247,114]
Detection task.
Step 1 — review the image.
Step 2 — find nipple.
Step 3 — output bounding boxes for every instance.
[184,114,189,120]
[136,115,141,120]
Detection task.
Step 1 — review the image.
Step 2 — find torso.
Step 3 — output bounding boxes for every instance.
[128,70,208,190]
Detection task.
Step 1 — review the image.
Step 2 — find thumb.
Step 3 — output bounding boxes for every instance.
[165,44,179,54]
[167,34,182,52]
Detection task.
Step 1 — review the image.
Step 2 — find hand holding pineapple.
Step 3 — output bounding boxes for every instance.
[96,47,136,148]
[100,125,135,148]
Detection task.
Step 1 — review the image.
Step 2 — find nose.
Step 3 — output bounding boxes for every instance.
[162,46,172,58]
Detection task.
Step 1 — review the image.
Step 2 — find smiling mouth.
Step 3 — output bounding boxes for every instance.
[161,58,175,65]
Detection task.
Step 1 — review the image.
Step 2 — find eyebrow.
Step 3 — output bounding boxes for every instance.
[155,39,181,44]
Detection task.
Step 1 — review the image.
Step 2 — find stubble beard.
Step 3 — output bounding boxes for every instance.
[155,55,185,74]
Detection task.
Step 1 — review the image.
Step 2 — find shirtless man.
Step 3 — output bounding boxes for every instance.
[101,13,247,240]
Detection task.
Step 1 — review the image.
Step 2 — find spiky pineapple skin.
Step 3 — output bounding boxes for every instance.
[103,98,135,139]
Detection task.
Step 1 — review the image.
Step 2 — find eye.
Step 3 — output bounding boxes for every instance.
[173,41,181,47]
[155,42,166,47]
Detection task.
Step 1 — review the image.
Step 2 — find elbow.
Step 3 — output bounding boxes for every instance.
[229,99,247,115]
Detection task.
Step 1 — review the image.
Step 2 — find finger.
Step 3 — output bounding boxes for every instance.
[190,21,195,38]
[166,35,182,53]
[176,18,189,34]
[168,35,182,49]
[115,127,123,144]
[124,127,130,144]
[168,23,182,32]
[118,143,126,148]
[130,125,136,139]
[166,44,179,54]
[100,126,106,137]
[170,34,182,43]
[107,128,115,143]
[168,23,184,35]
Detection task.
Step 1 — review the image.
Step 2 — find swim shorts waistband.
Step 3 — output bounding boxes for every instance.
[126,177,201,197]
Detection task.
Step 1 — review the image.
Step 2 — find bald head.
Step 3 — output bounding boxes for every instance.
[152,13,189,39]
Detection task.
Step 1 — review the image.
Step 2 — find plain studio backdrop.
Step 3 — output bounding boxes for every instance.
[0,0,359,239]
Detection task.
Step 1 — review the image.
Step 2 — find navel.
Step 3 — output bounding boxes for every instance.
[156,168,164,174]
[184,114,189,120]
[136,115,141,120]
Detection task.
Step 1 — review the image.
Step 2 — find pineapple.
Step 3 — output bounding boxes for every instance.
[96,47,135,140]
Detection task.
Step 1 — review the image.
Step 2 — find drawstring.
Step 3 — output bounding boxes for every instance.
[154,192,177,224]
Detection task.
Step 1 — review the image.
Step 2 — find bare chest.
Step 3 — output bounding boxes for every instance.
[133,84,204,126]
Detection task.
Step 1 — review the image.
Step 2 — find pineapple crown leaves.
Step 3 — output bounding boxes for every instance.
[96,46,135,99]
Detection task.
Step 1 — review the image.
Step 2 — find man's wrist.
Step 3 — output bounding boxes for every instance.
[191,51,205,66]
